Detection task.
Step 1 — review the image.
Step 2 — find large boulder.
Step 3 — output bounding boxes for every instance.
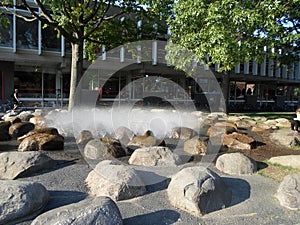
[17,127,62,142]
[0,120,12,141]
[84,138,126,160]
[167,166,231,216]
[251,124,272,132]
[86,160,146,201]
[168,127,198,140]
[0,180,49,225]
[275,174,300,210]
[29,116,46,129]
[2,114,21,123]
[0,130,11,141]
[128,146,181,166]
[0,120,11,132]
[127,130,163,149]
[17,110,34,122]
[222,132,255,150]
[252,116,267,122]
[215,152,257,175]
[183,136,208,155]
[18,133,64,151]
[0,151,56,179]
[114,126,135,146]
[207,121,238,136]
[76,130,93,146]
[235,119,257,129]
[275,118,291,128]
[8,122,35,138]
[269,155,300,169]
[31,196,123,225]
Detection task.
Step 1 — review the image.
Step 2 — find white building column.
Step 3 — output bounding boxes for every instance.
[260,46,267,76]
[244,62,249,74]
[235,63,240,74]
[152,40,157,65]
[252,60,258,75]
[288,63,295,80]
[268,48,274,77]
[282,65,287,79]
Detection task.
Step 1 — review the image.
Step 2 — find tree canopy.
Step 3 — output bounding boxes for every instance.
[0,0,173,110]
[168,0,300,72]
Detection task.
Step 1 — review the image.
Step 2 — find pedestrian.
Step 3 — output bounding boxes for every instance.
[291,108,300,132]
[11,88,20,111]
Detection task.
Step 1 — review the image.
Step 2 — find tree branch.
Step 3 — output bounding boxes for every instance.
[1,6,37,22]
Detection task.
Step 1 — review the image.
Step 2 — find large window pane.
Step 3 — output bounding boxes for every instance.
[44,73,55,98]
[16,18,38,49]
[65,41,72,53]
[0,14,13,47]
[42,25,60,51]
[14,71,42,98]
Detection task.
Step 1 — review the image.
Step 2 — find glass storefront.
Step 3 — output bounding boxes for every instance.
[14,71,70,107]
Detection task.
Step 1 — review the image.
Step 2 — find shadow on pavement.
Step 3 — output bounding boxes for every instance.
[123,210,180,225]
[135,169,171,194]
[43,190,88,212]
[222,177,251,206]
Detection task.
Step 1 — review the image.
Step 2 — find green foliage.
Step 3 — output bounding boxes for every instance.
[240,112,295,121]
[168,0,300,72]
[257,161,300,182]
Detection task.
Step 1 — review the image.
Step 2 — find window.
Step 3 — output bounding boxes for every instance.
[0,14,13,47]
[42,25,60,51]
[16,18,38,49]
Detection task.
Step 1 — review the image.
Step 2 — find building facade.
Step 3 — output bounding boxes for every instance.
[1,3,300,111]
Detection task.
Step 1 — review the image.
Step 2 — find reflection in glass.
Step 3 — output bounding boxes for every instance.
[65,41,72,53]
[0,15,13,47]
[16,18,38,49]
[42,25,60,51]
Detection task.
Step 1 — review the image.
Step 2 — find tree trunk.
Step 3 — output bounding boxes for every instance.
[68,41,83,111]
[221,71,230,113]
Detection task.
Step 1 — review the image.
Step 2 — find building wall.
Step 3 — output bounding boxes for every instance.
[0,61,14,101]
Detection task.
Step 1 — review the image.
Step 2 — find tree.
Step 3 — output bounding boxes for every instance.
[1,0,173,111]
[167,0,300,111]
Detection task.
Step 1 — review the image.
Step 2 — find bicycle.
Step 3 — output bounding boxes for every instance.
[0,99,14,113]
[0,100,25,113]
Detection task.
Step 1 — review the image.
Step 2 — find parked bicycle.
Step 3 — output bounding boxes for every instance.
[0,100,25,113]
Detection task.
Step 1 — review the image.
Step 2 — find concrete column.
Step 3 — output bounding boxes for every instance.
[252,60,258,75]
[288,63,295,80]
[235,63,240,74]
[244,62,249,74]
[260,56,266,76]
[282,65,287,79]
[152,41,157,65]
[120,47,125,63]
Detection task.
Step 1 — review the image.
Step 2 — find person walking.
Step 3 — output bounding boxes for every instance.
[11,88,20,111]
[291,108,300,132]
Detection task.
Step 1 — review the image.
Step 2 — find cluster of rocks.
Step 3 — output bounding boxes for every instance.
[0,110,65,182]
[0,109,300,224]
[0,110,64,152]
[0,179,123,225]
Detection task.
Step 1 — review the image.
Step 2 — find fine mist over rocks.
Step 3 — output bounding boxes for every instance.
[44,106,208,140]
